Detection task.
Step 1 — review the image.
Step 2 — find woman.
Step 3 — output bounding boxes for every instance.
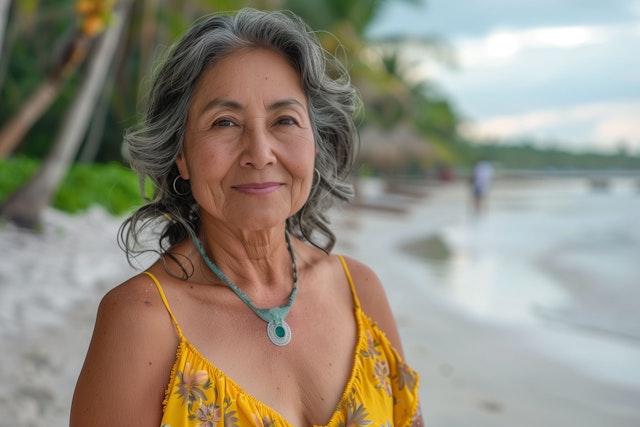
[71,8,421,427]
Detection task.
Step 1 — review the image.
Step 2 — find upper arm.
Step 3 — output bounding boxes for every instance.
[341,256,406,358]
[70,275,178,427]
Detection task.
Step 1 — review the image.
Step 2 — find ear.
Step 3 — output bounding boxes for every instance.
[176,153,190,180]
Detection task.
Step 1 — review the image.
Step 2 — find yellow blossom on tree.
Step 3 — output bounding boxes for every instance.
[74,0,114,37]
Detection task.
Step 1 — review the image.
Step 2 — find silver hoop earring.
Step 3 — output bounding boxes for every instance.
[172,175,190,196]
[313,168,321,184]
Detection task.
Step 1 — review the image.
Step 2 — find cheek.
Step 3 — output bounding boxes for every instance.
[294,158,316,201]
[187,142,233,177]
[182,151,230,200]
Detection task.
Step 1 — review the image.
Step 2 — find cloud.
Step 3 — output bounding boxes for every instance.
[594,116,640,147]
[370,0,640,39]
[453,23,635,68]
[370,0,640,153]
[462,100,640,152]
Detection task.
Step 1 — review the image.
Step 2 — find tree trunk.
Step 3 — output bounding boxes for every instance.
[0,77,62,157]
[0,32,94,158]
[77,76,113,163]
[0,1,130,229]
[0,0,9,56]
[0,0,17,89]
[137,0,159,85]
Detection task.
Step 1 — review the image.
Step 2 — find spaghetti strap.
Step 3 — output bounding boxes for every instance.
[143,271,184,339]
[337,255,361,309]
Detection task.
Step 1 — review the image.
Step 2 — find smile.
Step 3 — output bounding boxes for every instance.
[232,182,283,195]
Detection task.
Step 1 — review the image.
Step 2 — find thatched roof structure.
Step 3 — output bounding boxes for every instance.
[358,123,433,169]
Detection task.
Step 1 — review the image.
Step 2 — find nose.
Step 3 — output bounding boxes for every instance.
[239,125,277,170]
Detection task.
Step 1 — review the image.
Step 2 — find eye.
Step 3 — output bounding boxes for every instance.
[277,117,297,126]
[212,117,236,128]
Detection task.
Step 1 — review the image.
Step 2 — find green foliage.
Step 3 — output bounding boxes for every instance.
[414,98,458,140]
[0,156,40,197]
[55,162,145,215]
[0,157,146,216]
[1,0,86,156]
[285,0,380,35]
[465,141,640,170]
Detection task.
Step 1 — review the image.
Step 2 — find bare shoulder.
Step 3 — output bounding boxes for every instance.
[338,255,387,308]
[99,272,167,323]
[94,271,179,369]
[338,255,405,356]
[70,272,178,427]
[91,272,174,342]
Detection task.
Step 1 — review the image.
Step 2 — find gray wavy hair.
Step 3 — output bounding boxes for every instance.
[119,8,360,268]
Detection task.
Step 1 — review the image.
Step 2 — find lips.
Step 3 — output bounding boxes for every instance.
[233,182,283,195]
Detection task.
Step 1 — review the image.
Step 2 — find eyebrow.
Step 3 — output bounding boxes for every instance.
[201,98,307,114]
[267,98,307,113]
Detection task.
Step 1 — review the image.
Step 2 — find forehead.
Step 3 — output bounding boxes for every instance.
[193,47,305,100]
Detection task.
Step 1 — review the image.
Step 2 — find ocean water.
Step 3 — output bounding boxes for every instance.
[411,176,640,340]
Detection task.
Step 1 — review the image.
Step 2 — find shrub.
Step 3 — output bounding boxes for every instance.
[0,157,146,216]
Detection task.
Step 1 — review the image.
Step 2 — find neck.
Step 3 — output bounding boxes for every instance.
[201,223,286,261]
[192,229,299,347]
[193,225,294,300]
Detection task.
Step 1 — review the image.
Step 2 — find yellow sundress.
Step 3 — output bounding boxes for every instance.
[145,255,421,427]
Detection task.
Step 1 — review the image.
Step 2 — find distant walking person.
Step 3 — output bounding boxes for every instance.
[471,159,493,215]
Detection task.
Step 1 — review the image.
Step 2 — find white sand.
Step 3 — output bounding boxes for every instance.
[1,178,639,427]
[0,207,136,426]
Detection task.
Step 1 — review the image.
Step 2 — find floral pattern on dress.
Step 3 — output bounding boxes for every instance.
[253,414,277,427]
[337,393,373,427]
[161,318,419,427]
[169,362,241,427]
[193,402,220,427]
[162,325,419,427]
[397,361,418,392]
[373,360,392,397]
[333,327,423,427]
[175,362,211,411]
[409,405,424,427]
[359,330,382,359]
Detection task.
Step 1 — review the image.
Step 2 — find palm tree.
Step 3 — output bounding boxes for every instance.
[1,0,132,228]
[285,0,459,174]
[0,0,117,158]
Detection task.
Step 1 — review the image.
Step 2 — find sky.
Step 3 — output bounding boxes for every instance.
[368,0,640,154]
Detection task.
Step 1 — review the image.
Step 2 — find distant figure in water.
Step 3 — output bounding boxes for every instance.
[471,159,494,215]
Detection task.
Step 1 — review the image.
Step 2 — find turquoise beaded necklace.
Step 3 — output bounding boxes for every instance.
[192,231,298,346]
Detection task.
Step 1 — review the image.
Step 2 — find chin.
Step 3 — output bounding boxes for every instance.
[231,214,288,231]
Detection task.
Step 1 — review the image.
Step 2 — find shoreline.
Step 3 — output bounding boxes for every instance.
[333,177,640,426]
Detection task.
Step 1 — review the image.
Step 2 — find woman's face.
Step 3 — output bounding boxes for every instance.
[177,47,316,233]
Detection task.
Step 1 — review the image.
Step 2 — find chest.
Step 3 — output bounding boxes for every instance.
[171,282,359,426]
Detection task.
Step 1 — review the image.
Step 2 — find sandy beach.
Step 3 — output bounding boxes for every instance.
[334,177,640,427]
[1,177,639,427]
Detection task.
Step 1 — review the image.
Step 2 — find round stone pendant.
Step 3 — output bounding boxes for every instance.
[267,320,292,346]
